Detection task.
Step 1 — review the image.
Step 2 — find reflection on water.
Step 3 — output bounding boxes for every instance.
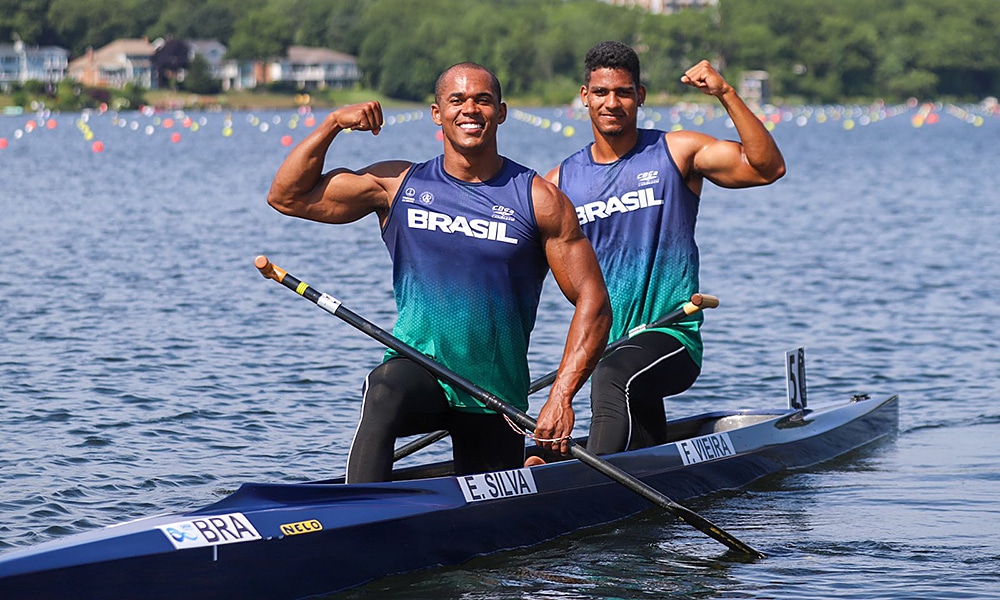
[1,103,999,597]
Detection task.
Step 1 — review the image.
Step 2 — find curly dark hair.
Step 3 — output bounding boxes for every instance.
[584,41,641,88]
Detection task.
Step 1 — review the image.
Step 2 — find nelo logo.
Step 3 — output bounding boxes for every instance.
[280,519,323,536]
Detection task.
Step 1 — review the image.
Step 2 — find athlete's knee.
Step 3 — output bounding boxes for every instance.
[590,360,629,396]
[362,360,425,413]
[361,380,406,415]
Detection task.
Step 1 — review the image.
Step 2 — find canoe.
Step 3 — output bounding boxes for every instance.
[0,391,897,598]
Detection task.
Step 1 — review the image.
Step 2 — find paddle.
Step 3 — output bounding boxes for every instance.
[255,255,763,558]
[397,292,719,461]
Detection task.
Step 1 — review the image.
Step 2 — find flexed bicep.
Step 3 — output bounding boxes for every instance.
[267,102,406,224]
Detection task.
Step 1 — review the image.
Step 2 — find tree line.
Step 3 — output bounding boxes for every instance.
[3,0,998,103]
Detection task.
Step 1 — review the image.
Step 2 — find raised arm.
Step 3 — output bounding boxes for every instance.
[531,176,612,455]
[266,101,410,225]
[671,60,786,189]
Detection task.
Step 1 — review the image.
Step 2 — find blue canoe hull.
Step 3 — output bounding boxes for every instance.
[0,394,898,598]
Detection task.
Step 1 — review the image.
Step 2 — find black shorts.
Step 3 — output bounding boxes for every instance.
[587,331,700,454]
[346,357,525,482]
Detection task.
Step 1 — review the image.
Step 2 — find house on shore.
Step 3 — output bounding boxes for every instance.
[187,40,228,80]
[0,42,70,91]
[221,46,360,91]
[67,39,155,89]
[268,46,360,90]
[64,39,360,93]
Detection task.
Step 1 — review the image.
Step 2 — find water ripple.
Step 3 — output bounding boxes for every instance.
[2,108,999,597]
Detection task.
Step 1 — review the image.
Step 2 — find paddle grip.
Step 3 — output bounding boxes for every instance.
[684,293,720,315]
[254,255,288,283]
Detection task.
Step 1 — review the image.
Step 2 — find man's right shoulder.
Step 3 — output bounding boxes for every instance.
[543,165,560,186]
[363,159,414,179]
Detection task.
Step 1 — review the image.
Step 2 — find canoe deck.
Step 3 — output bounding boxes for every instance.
[0,393,898,599]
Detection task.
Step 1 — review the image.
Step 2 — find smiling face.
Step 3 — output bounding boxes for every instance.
[582,67,645,138]
[431,65,507,157]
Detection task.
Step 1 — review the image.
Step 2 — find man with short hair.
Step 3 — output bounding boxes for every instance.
[268,62,611,481]
[546,42,785,455]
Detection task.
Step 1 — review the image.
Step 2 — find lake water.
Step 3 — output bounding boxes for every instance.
[1,100,998,598]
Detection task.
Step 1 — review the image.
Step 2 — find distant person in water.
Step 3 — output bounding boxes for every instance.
[545,41,785,455]
[267,62,611,481]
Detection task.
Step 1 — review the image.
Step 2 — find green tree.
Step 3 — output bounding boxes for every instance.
[147,0,237,43]
[3,0,999,103]
[0,0,57,46]
[152,37,190,90]
[226,5,294,60]
[638,7,717,93]
[535,0,639,85]
[183,54,221,94]
[47,0,158,55]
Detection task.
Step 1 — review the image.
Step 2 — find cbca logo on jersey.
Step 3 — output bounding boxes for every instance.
[492,205,516,221]
[419,191,434,205]
[407,208,518,244]
[576,187,663,225]
[637,170,659,185]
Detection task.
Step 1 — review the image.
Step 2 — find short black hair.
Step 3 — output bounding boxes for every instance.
[584,41,641,88]
[435,62,502,105]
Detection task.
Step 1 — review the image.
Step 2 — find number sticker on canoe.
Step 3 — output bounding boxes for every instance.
[458,468,538,503]
[157,512,262,549]
[675,432,736,466]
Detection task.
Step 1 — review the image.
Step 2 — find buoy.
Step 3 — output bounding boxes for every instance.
[92,140,104,153]
[0,138,8,149]
[281,135,293,146]
[171,132,182,143]
[435,129,444,141]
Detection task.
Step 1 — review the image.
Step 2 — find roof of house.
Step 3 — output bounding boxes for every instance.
[68,39,155,69]
[285,46,357,65]
[188,40,227,55]
[0,44,69,55]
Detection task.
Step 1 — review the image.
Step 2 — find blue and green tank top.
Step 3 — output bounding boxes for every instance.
[381,155,548,413]
[558,129,703,366]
